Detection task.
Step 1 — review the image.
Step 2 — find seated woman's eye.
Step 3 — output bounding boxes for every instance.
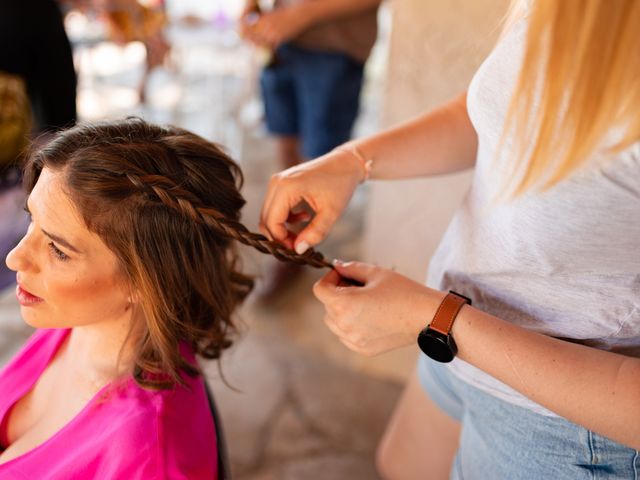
[48,242,70,261]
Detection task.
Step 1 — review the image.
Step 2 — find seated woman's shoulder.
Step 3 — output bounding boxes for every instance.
[83,376,218,479]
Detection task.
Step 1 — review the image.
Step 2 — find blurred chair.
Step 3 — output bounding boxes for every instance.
[204,380,232,479]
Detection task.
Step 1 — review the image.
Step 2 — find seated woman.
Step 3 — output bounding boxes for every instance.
[0,118,328,478]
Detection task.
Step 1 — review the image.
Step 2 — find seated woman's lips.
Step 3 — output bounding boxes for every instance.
[16,284,44,306]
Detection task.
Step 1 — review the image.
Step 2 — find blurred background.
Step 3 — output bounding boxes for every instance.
[0,0,507,477]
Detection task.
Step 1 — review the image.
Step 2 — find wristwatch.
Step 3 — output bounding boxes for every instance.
[417,290,472,363]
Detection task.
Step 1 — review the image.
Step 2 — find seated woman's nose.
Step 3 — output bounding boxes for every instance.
[5,236,34,273]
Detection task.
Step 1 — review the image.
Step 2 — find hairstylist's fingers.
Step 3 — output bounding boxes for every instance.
[286,210,312,224]
[258,220,295,250]
[259,179,298,242]
[323,316,362,353]
[259,173,282,238]
[312,269,342,304]
[280,231,296,251]
[322,312,344,337]
[323,310,374,354]
[259,178,277,239]
[294,210,336,254]
[334,331,365,354]
[332,260,377,284]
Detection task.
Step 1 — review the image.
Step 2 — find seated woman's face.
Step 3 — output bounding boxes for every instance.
[5,167,132,329]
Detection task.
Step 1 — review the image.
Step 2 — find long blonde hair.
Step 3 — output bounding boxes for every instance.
[502,0,640,196]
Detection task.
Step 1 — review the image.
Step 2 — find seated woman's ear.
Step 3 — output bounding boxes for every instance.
[125,289,141,312]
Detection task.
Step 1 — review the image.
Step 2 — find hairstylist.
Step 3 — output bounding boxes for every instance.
[259,1,640,478]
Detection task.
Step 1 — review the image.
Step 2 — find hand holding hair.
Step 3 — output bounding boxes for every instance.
[313,260,444,356]
[315,261,640,451]
[260,147,368,255]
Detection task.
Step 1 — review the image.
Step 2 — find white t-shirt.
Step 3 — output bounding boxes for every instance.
[427,20,640,416]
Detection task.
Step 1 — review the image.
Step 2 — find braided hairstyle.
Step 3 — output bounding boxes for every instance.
[23,117,332,389]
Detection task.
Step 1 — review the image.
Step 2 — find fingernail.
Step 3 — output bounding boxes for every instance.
[332,259,344,266]
[295,241,310,255]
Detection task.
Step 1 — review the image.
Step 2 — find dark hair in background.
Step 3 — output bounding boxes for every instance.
[23,117,331,389]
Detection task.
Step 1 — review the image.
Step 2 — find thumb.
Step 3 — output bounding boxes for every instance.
[332,260,376,284]
[294,211,336,254]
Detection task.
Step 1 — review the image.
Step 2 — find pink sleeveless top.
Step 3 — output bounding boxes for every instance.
[0,329,218,479]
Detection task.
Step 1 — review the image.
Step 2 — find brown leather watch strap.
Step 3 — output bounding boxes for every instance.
[429,291,470,335]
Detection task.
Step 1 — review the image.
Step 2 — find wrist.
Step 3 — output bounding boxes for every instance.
[417,290,471,363]
[334,142,374,183]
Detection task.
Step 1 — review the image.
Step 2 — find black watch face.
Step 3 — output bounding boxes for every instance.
[417,330,457,363]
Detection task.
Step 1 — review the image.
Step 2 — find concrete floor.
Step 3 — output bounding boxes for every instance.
[0,16,413,479]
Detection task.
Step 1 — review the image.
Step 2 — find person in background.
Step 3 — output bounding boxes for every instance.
[259,0,640,478]
[60,0,170,103]
[100,0,170,103]
[239,0,381,301]
[0,0,77,134]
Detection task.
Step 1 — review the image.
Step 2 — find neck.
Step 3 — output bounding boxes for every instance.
[64,310,141,385]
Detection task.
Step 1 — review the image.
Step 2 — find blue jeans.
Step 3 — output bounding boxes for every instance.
[260,43,364,159]
[418,356,639,479]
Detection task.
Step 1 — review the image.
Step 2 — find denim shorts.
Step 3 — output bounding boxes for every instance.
[418,355,639,479]
[260,43,364,159]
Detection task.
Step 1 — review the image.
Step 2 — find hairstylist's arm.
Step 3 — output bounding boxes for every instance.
[260,92,477,253]
[313,261,640,451]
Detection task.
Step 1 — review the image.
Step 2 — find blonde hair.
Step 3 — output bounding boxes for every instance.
[502,0,640,197]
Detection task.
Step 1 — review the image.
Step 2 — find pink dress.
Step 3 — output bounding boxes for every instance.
[0,329,218,479]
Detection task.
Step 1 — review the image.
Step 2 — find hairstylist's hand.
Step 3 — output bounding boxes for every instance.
[260,149,364,253]
[313,261,446,356]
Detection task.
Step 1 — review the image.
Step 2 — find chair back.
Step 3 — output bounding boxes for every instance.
[204,381,232,479]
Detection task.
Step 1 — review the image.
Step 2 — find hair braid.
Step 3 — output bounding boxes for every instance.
[126,173,334,270]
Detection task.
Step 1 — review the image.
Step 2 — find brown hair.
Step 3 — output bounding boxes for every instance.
[23,117,331,389]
